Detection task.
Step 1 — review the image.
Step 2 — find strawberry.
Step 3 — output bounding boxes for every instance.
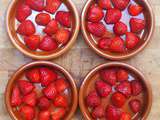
[17,80,35,95]
[110,37,125,53]
[98,0,112,10]
[51,108,66,120]
[87,22,106,37]
[26,0,44,11]
[53,95,68,108]
[129,99,141,113]
[105,8,122,24]
[17,20,35,36]
[98,38,112,50]
[55,78,69,93]
[55,29,70,44]
[39,36,58,52]
[105,105,122,120]
[111,92,126,108]
[22,91,37,106]
[87,4,104,22]
[35,13,51,26]
[16,3,32,22]
[120,112,131,120]
[128,4,143,16]
[130,18,145,33]
[100,69,117,85]
[43,19,59,36]
[126,32,140,49]
[11,85,22,107]
[95,80,112,97]
[92,105,105,119]
[117,69,128,82]
[55,11,72,28]
[112,0,130,10]
[20,105,35,120]
[45,0,62,14]
[38,110,50,120]
[37,96,50,110]
[86,91,101,108]
[116,81,132,97]
[26,68,40,83]
[113,22,127,35]
[131,80,143,96]
[43,83,57,100]
[24,35,40,51]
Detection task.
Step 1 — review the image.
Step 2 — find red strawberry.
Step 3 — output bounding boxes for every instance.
[55,78,69,93]
[116,81,132,97]
[110,37,125,52]
[24,35,40,51]
[126,32,140,49]
[105,8,122,24]
[111,92,126,108]
[130,18,145,33]
[117,69,128,82]
[120,112,131,120]
[128,4,143,16]
[87,4,104,22]
[43,19,59,36]
[40,67,58,86]
[100,69,117,85]
[131,80,143,96]
[43,83,57,100]
[26,0,44,11]
[112,0,130,10]
[87,22,106,37]
[22,91,37,106]
[113,22,127,35]
[129,99,141,113]
[39,36,58,52]
[35,13,51,26]
[37,96,50,110]
[18,80,35,95]
[53,95,68,108]
[55,11,72,28]
[20,105,35,120]
[45,0,61,14]
[95,80,112,97]
[38,110,50,120]
[55,29,70,44]
[92,105,105,119]
[26,68,40,83]
[98,38,112,50]
[17,20,35,36]
[98,0,112,10]
[51,108,66,120]
[105,105,122,120]
[86,91,101,108]
[11,85,22,107]
[16,4,32,22]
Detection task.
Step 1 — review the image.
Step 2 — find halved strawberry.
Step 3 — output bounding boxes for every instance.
[37,96,50,110]
[20,105,35,120]
[98,0,112,10]
[130,18,145,33]
[117,69,128,82]
[24,35,40,51]
[38,110,50,120]
[51,108,66,120]
[55,11,72,28]
[16,3,32,22]
[35,13,51,26]
[53,95,68,108]
[129,99,141,113]
[17,20,35,36]
[39,36,58,52]
[11,85,22,107]
[131,80,143,96]
[26,0,44,11]
[45,0,62,14]
[113,22,127,35]
[98,38,112,50]
[22,91,37,106]
[120,112,131,120]
[112,0,130,10]
[92,105,105,119]
[128,4,143,16]
[26,68,40,83]
[87,4,104,22]
[55,78,69,93]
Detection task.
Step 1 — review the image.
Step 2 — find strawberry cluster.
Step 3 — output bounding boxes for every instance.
[11,67,70,120]
[16,0,72,51]
[86,68,143,120]
[87,0,145,53]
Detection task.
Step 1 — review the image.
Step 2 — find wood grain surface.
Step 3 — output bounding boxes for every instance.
[0,0,160,119]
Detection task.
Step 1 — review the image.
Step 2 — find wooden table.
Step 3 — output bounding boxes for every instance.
[0,0,160,119]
